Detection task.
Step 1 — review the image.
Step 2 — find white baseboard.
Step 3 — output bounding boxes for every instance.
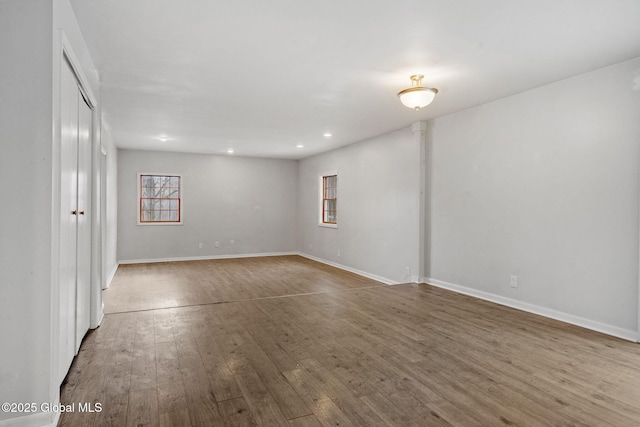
[423,277,638,342]
[297,252,400,285]
[104,263,118,289]
[118,251,298,265]
[0,410,58,427]
[92,309,104,329]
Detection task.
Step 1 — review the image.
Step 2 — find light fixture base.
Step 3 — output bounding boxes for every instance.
[410,74,424,85]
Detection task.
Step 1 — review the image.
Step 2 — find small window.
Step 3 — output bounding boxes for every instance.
[138,174,182,224]
[320,173,337,227]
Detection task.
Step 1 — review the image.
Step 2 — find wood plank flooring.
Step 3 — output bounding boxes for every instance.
[59,255,640,426]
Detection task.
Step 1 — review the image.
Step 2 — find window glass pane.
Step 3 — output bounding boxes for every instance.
[321,174,337,224]
[140,175,181,223]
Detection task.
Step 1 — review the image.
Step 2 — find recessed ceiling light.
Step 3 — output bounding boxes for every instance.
[226,148,235,154]
[323,133,332,138]
[157,136,169,142]
[296,144,304,148]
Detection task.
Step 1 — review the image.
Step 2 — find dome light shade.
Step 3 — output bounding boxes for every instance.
[398,75,438,110]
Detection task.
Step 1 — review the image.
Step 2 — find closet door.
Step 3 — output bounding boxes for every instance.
[58,57,93,383]
[75,92,92,352]
[59,57,79,383]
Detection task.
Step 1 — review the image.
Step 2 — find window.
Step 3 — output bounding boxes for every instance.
[138,174,182,224]
[320,173,337,227]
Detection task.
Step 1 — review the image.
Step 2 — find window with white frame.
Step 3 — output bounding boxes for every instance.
[319,173,337,226]
[138,174,182,224]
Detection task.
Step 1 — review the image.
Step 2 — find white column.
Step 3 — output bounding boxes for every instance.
[412,121,432,282]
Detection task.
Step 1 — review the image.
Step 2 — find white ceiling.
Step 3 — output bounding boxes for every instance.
[70,0,640,159]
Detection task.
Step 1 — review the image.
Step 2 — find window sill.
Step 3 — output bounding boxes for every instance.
[137,221,183,226]
[318,223,338,229]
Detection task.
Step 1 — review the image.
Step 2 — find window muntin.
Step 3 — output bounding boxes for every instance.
[321,174,337,225]
[139,174,182,224]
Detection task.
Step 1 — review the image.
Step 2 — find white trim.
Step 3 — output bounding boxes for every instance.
[50,29,98,420]
[638,150,640,342]
[423,277,638,342]
[0,409,59,427]
[318,223,338,229]
[60,32,96,108]
[93,310,104,329]
[137,172,183,226]
[118,252,298,265]
[318,171,338,227]
[104,263,119,289]
[298,252,398,285]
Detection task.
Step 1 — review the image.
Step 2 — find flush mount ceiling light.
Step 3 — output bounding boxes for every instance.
[397,74,438,110]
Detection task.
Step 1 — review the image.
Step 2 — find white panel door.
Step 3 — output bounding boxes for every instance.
[75,92,92,352]
[58,57,93,383]
[59,57,79,383]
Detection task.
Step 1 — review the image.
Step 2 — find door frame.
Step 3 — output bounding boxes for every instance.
[50,29,100,407]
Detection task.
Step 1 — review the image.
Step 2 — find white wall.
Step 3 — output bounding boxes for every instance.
[0,2,54,424]
[298,127,421,284]
[428,58,640,338]
[0,0,102,425]
[117,150,298,262]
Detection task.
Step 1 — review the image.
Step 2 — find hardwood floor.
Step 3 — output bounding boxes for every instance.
[60,255,640,426]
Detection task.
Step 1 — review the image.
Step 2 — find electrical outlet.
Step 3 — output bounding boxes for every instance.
[198,243,203,249]
[510,275,518,288]
[215,241,219,248]
[337,249,341,257]
[405,267,411,277]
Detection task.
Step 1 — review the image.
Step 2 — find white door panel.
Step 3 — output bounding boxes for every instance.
[58,56,93,383]
[75,92,92,352]
[59,58,79,383]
